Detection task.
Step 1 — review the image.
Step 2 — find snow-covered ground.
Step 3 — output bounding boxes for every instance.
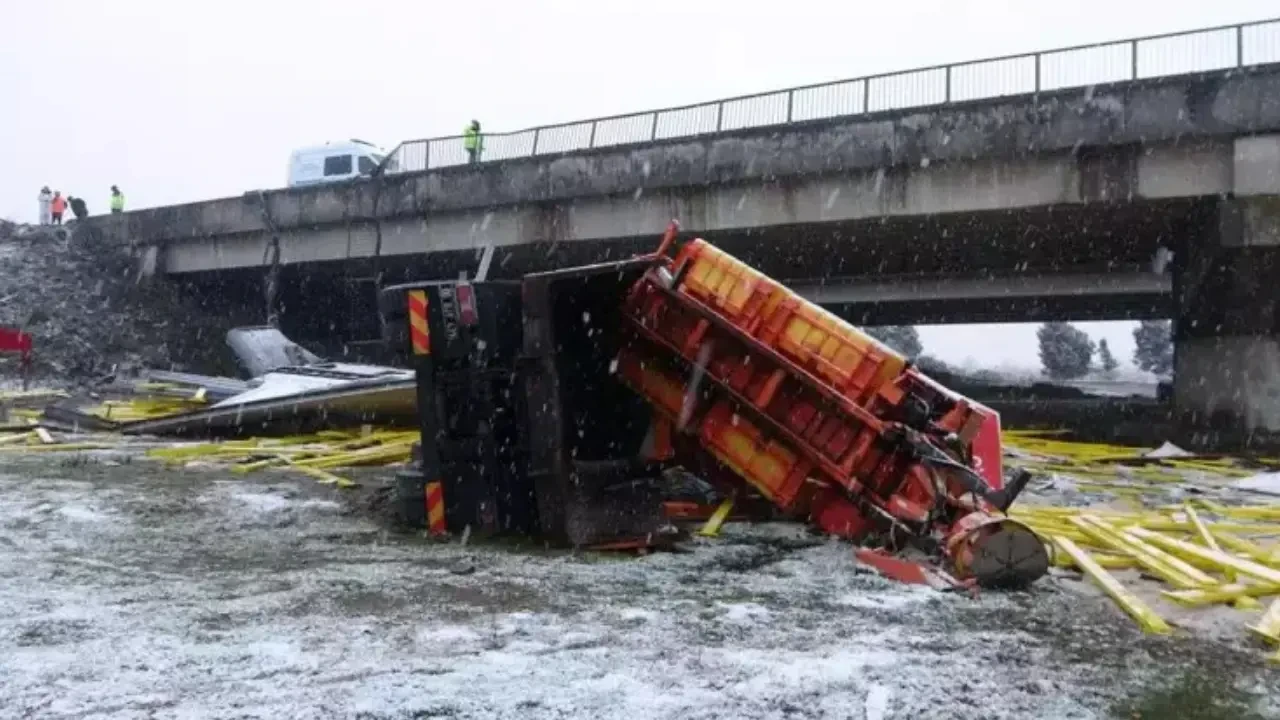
[0,452,1274,719]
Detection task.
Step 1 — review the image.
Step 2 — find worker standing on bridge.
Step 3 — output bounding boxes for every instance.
[110,186,125,214]
[464,120,483,164]
[37,187,52,225]
[49,191,67,225]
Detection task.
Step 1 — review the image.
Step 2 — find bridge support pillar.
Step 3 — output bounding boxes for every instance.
[1173,197,1280,443]
[133,243,160,281]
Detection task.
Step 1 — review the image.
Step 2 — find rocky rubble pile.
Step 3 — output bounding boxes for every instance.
[0,223,243,382]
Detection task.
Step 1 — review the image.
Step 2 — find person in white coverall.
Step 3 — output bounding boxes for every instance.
[37,186,52,225]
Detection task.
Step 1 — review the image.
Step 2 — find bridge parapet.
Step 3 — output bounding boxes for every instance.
[385,18,1280,173]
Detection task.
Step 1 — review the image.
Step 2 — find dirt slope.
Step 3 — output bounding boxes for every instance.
[0,223,242,381]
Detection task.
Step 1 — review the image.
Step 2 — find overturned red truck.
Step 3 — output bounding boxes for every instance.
[383,224,1047,587]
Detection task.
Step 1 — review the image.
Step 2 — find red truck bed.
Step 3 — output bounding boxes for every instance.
[613,229,1044,586]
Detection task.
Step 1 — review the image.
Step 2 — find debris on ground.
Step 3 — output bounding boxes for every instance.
[225,325,323,377]
[80,384,214,422]
[1006,430,1280,663]
[1004,430,1272,500]
[0,419,417,489]
[2,377,418,487]
[147,428,417,488]
[11,362,414,439]
[114,366,416,437]
[1,447,1277,719]
[0,387,70,429]
[3,399,1280,669]
[93,328,417,437]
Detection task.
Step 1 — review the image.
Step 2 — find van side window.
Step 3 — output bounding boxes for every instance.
[323,155,354,176]
[358,156,377,174]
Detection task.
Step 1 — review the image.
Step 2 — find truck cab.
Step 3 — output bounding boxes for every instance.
[286,139,392,188]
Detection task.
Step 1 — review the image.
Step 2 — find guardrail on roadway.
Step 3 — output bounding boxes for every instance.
[384,18,1280,174]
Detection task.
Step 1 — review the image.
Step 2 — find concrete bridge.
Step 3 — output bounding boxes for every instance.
[89,19,1280,438]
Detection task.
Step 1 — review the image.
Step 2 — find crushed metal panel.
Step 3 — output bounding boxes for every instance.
[119,379,417,437]
[226,326,324,378]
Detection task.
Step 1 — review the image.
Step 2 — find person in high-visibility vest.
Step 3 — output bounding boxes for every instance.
[110,185,125,214]
[463,120,483,164]
[49,191,67,225]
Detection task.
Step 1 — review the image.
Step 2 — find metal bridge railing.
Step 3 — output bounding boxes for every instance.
[384,18,1280,175]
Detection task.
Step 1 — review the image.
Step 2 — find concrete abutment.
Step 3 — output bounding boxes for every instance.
[1174,195,1280,441]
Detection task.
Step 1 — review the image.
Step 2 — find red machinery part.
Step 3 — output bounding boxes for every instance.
[0,327,33,389]
[969,403,1004,490]
[616,231,1046,587]
[854,548,935,586]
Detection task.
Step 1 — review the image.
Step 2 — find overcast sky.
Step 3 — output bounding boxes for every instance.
[2,0,1273,369]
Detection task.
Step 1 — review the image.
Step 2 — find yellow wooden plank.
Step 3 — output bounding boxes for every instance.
[231,455,303,474]
[697,497,735,537]
[1017,524,1097,545]
[1051,549,1138,570]
[1011,506,1151,517]
[295,442,414,470]
[1211,532,1280,567]
[284,460,355,488]
[1184,504,1260,608]
[1128,528,1280,586]
[0,432,35,446]
[1072,516,1216,589]
[1141,519,1280,535]
[1117,530,1219,587]
[1072,483,1154,496]
[1052,535,1171,634]
[1164,460,1254,477]
[1184,504,1219,550]
[0,443,111,452]
[1162,583,1280,607]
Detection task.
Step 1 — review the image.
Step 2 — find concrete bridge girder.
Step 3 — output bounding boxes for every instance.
[155,136,1273,276]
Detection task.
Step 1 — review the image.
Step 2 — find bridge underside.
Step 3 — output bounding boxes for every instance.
[173,198,1197,355]
[343,196,1201,283]
[821,283,1169,325]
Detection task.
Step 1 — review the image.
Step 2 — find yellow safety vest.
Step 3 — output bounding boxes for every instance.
[463,127,481,151]
[110,193,125,211]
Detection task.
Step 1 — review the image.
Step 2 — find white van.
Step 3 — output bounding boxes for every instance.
[286,139,392,188]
